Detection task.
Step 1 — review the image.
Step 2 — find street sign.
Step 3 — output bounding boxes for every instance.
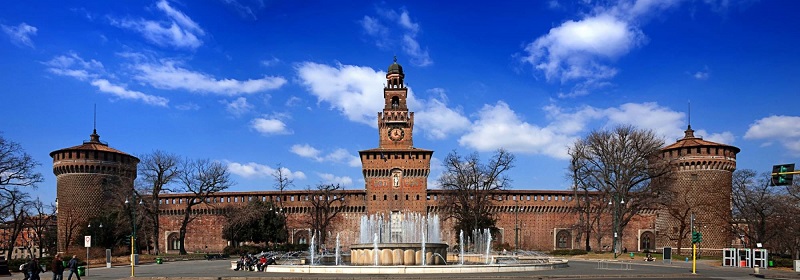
[85,236,91,248]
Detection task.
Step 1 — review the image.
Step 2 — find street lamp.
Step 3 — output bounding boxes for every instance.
[125,196,142,277]
[86,223,102,276]
[609,194,625,259]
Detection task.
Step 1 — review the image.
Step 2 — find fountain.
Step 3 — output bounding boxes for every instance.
[350,213,448,265]
[262,213,569,274]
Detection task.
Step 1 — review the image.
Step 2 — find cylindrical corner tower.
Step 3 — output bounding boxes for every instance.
[50,130,139,252]
[657,126,739,252]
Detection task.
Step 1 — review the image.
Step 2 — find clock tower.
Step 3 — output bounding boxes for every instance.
[360,58,433,216]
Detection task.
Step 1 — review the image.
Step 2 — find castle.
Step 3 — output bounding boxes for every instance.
[52,59,739,255]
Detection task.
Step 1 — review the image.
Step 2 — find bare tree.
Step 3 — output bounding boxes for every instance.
[272,163,293,229]
[730,169,783,247]
[176,159,233,255]
[306,183,346,247]
[1,188,31,260]
[0,134,43,192]
[438,149,515,237]
[25,198,55,258]
[137,150,182,255]
[568,125,671,253]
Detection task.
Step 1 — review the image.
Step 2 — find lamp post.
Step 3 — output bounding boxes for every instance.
[125,196,142,277]
[86,223,101,276]
[609,193,625,259]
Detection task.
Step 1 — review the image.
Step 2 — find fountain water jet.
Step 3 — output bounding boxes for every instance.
[350,213,448,265]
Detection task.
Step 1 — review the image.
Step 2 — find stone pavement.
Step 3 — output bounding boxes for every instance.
[6,258,798,280]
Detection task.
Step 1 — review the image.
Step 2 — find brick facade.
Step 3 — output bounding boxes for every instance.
[53,60,738,255]
[51,130,138,253]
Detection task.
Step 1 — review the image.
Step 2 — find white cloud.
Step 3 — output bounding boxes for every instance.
[224,97,253,116]
[744,115,800,155]
[1,22,37,48]
[43,53,104,81]
[109,0,205,49]
[133,60,286,95]
[693,71,709,80]
[220,0,260,20]
[261,57,281,67]
[362,8,432,67]
[90,79,169,107]
[175,103,200,110]
[412,88,470,139]
[296,62,385,125]
[290,144,322,159]
[290,144,361,167]
[226,161,306,180]
[317,173,354,186]
[603,102,685,139]
[251,117,290,135]
[696,130,735,145]
[461,101,734,160]
[460,101,576,159]
[522,14,643,84]
[521,0,685,97]
[44,52,169,107]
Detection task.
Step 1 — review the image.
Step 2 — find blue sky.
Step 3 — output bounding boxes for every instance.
[2,0,799,205]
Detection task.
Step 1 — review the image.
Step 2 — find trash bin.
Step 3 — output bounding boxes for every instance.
[769,260,773,267]
[77,266,86,276]
[629,253,634,259]
[156,257,163,264]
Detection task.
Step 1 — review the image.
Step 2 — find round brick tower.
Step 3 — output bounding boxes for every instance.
[51,129,138,252]
[657,125,739,252]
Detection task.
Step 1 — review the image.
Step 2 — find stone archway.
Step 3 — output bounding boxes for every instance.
[555,230,572,249]
[166,232,180,253]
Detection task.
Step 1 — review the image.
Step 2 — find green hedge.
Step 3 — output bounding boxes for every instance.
[550,249,588,256]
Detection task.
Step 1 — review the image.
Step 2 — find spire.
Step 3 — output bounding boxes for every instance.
[89,104,101,143]
[684,100,695,138]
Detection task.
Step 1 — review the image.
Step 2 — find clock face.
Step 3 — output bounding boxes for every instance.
[388,127,405,141]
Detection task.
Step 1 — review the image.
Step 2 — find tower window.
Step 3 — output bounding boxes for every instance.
[373,195,376,200]
[392,97,400,109]
[384,195,387,200]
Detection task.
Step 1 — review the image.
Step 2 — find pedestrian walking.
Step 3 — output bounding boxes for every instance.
[66,255,80,280]
[51,254,64,280]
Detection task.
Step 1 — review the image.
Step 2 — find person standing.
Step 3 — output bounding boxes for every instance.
[26,258,43,280]
[66,256,80,280]
[51,255,64,280]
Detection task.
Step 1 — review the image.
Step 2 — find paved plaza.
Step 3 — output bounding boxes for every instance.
[7,258,799,280]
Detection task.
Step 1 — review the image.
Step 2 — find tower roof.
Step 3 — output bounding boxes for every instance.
[387,56,403,75]
[662,125,740,153]
[49,130,137,159]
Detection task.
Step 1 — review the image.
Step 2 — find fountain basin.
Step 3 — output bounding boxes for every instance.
[349,243,448,265]
[265,259,569,274]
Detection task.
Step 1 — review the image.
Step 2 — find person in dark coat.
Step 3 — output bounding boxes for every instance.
[51,254,64,280]
[66,255,80,280]
[26,258,43,280]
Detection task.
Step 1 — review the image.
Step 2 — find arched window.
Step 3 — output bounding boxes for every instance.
[391,97,400,109]
[640,231,655,251]
[556,230,571,249]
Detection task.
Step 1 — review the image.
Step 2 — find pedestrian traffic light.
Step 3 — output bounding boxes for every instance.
[692,231,703,243]
[772,164,795,186]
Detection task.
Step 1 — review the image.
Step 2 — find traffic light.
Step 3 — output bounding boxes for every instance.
[691,231,703,244]
[772,164,795,186]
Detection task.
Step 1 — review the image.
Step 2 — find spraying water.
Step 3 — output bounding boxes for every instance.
[309,232,316,266]
[359,213,441,243]
[335,233,341,265]
[373,233,379,266]
[422,231,426,266]
[485,229,492,264]
[459,230,464,265]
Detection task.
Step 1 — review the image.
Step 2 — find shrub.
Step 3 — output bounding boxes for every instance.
[550,249,588,256]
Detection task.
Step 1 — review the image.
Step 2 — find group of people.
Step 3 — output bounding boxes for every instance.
[234,254,276,272]
[20,254,82,280]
